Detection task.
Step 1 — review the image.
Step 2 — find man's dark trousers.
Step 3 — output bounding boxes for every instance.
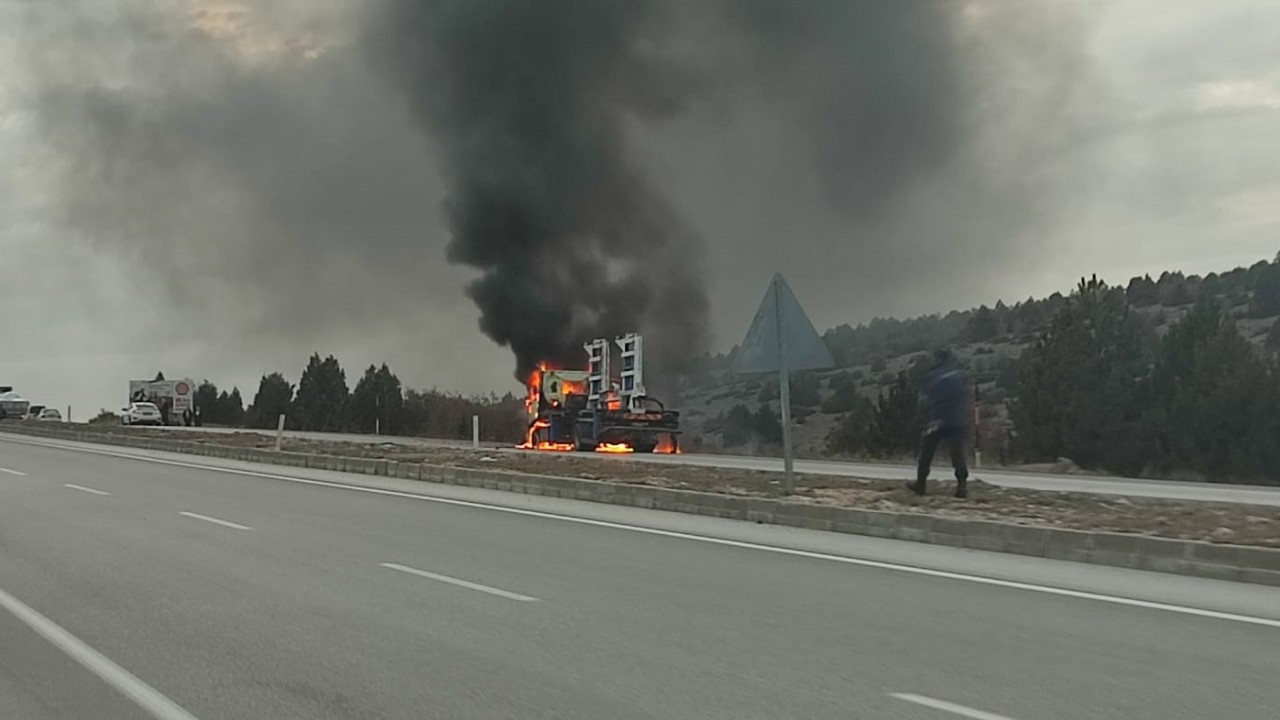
[916,425,969,493]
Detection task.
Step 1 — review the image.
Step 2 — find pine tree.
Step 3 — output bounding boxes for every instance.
[194,381,219,421]
[867,372,922,457]
[249,373,294,429]
[294,354,349,431]
[1150,301,1280,479]
[1011,276,1152,474]
[1248,259,1280,318]
[349,364,405,434]
[964,305,999,342]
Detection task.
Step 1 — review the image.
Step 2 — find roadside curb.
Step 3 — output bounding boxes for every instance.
[4,423,1279,587]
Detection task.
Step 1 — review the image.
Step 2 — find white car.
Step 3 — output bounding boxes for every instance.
[35,408,62,422]
[122,402,163,426]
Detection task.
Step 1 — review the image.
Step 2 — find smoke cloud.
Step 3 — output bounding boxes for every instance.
[6,0,1101,398]
[367,0,710,378]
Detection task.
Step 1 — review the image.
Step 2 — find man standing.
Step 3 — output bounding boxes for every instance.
[909,349,970,498]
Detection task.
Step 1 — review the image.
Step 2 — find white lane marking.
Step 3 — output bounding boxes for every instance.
[6,435,1280,630]
[178,511,252,531]
[891,693,1020,720]
[381,562,539,602]
[0,467,27,476]
[65,483,110,496]
[0,584,201,720]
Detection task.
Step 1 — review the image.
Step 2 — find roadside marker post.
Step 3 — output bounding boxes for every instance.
[275,414,286,452]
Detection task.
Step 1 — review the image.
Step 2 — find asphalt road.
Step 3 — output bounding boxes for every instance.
[156,424,1280,507]
[2,432,1279,719]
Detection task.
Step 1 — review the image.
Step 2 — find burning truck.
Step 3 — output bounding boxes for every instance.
[520,333,679,454]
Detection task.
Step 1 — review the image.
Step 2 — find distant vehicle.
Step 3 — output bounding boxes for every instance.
[35,408,62,422]
[122,402,163,426]
[0,391,30,420]
[26,404,46,420]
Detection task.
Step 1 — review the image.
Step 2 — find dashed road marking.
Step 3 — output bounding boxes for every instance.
[178,511,252,531]
[381,562,540,602]
[891,693,1021,720]
[64,483,110,496]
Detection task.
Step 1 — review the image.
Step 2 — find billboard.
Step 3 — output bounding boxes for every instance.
[128,378,194,424]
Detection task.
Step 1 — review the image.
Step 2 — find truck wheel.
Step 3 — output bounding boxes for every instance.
[633,442,657,454]
[572,427,594,452]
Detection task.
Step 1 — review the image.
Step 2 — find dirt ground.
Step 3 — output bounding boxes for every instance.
[59,424,1280,548]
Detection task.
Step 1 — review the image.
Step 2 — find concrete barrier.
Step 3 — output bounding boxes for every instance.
[3,421,1278,587]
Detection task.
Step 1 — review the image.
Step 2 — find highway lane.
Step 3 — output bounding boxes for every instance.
[154,424,1280,506]
[2,435,1278,719]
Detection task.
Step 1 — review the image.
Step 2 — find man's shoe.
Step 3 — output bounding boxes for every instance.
[954,480,968,499]
[905,480,926,496]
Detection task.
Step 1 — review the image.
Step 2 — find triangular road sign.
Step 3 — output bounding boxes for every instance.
[733,273,834,373]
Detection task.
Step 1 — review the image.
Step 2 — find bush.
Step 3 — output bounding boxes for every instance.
[821,374,863,413]
[825,394,877,455]
[788,372,820,408]
[753,405,783,444]
[722,404,754,447]
[757,382,777,403]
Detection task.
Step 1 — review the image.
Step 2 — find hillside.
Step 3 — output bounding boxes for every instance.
[674,255,1280,476]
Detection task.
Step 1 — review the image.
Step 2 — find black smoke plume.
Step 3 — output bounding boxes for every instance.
[12,0,1092,390]
[369,0,709,379]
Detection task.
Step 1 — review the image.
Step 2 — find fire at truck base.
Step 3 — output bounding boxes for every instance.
[518,333,680,454]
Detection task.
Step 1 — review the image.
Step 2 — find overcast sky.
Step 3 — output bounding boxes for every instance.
[2,0,1278,416]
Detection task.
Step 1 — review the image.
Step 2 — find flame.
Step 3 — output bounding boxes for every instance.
[655,434,680,454]
[517,365,577,452]
[517,417,548,449]
[595,443,634,454]
[523,363,547,417]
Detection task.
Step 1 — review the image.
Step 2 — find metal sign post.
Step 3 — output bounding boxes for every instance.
[733,273,833,495]
[773,277,796,492]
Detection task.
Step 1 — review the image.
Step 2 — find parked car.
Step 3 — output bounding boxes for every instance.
[35,408,62,422]
[122,402,163,426]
